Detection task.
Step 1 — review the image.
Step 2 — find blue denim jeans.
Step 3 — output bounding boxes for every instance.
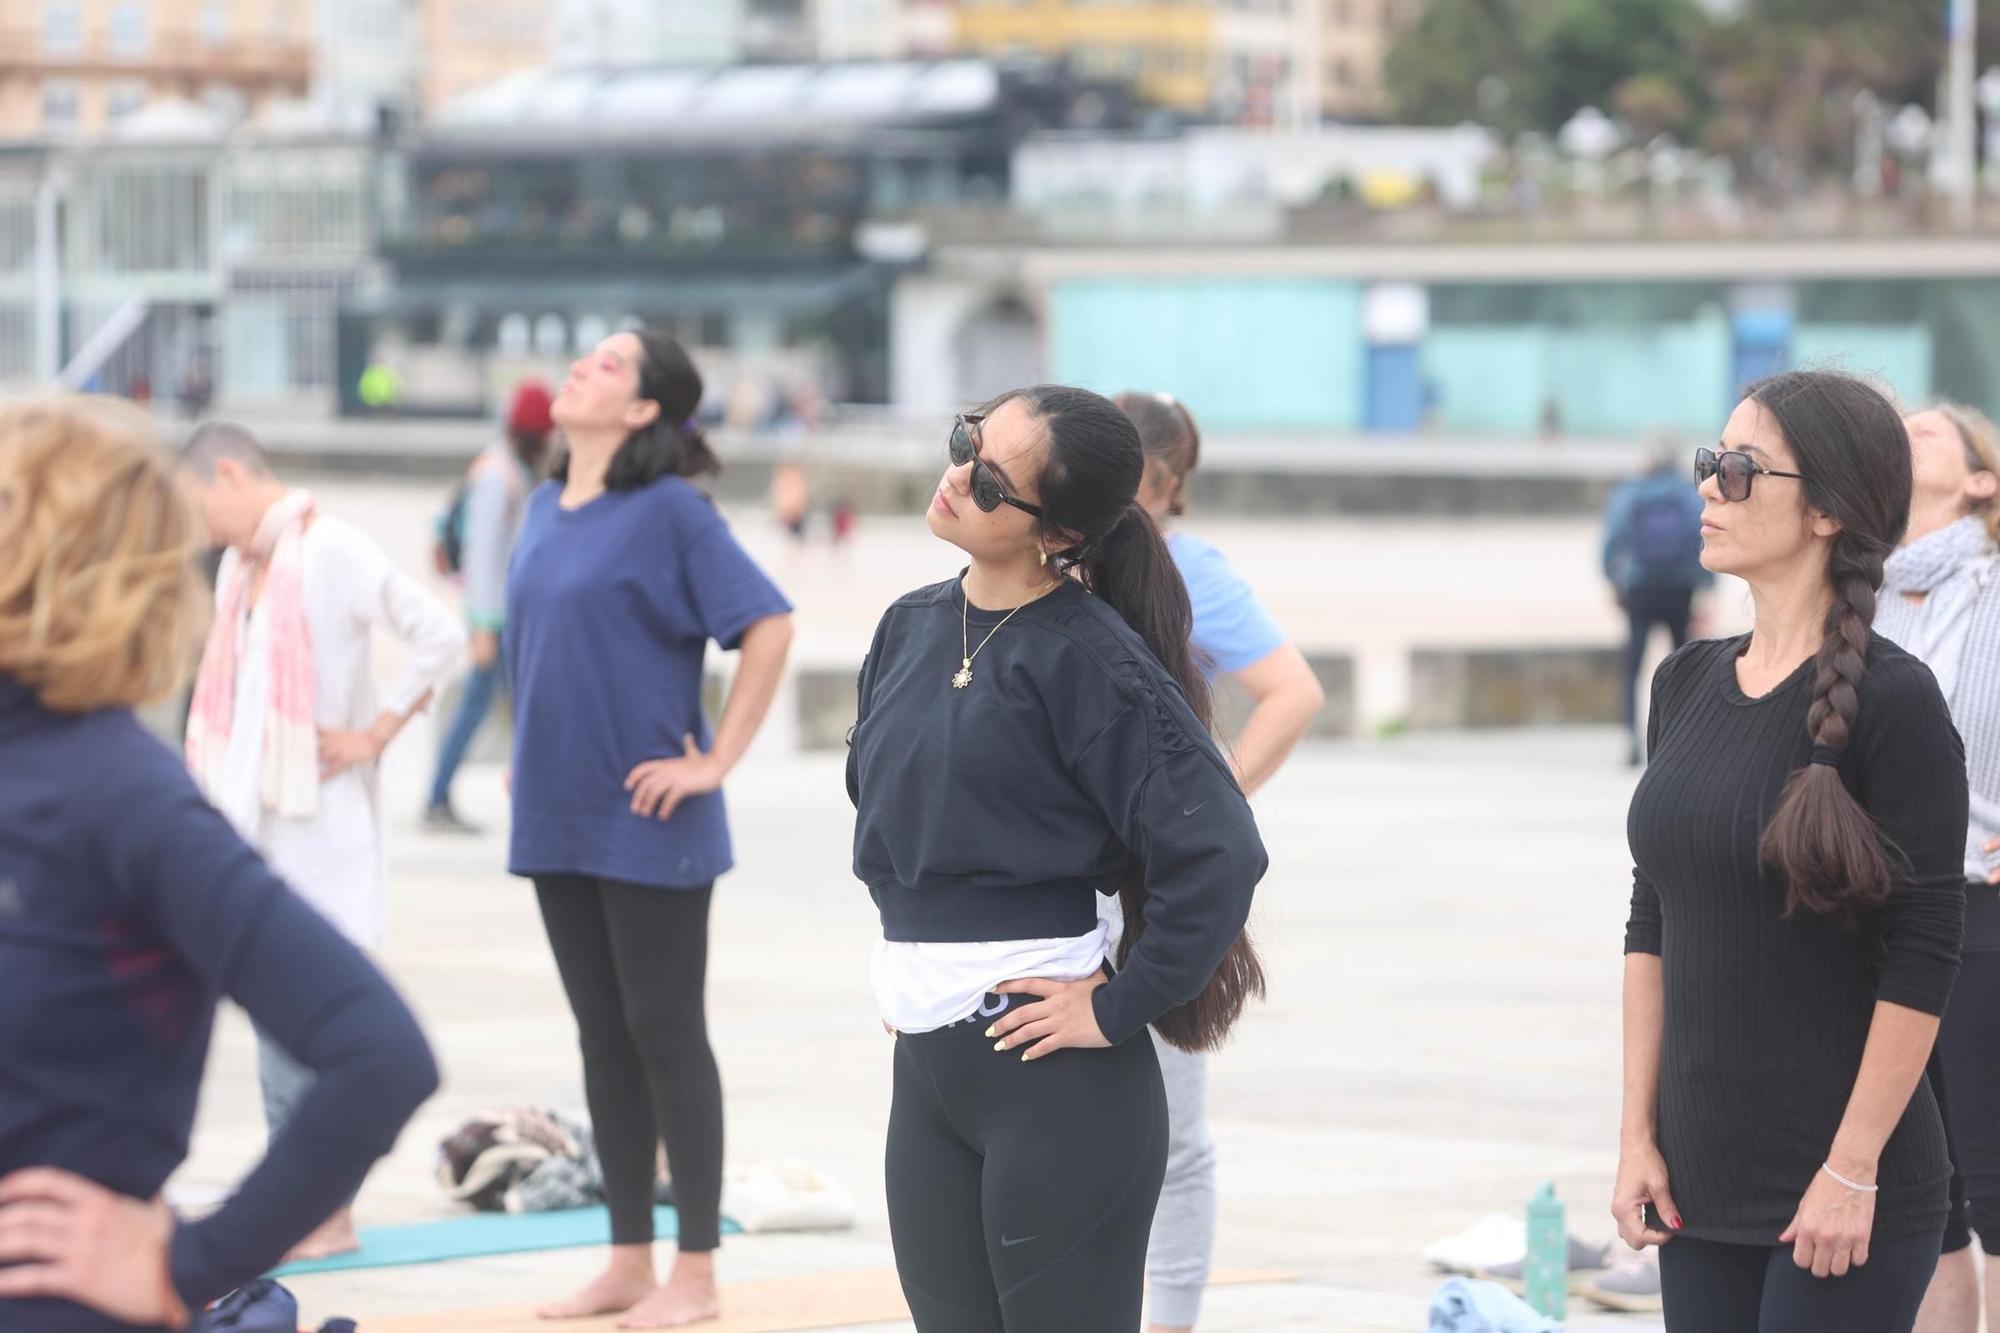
[429,657,503,809]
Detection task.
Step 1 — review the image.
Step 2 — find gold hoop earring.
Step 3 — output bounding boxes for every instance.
[1039,550,1049,568]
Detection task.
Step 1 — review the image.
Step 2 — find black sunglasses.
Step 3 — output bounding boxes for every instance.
[1695,446,1809,503]
[949,414,1043,518]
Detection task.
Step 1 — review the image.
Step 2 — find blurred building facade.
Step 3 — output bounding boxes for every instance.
[0,0,313,138]
[951,0,1413,127]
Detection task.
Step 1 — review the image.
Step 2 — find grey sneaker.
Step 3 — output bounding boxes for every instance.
[423,802,482,835]
[1579,1249,1662,1312]
[1475,1236,1615,1293]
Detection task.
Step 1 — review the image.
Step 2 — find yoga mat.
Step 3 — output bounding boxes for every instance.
[271,1207,742,1278]
[362,1268,1296,1333]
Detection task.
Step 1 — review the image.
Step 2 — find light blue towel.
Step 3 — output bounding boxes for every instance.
[1428,1277,1564,1333]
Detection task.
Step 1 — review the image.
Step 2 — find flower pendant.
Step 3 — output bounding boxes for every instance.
[952,660,973,689]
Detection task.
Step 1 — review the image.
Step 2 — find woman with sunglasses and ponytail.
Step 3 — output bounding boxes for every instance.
[1614,371,1968,1332]
[1113,390,1319,1333]
[847,387,1268,1331]
[507,330,794,1327]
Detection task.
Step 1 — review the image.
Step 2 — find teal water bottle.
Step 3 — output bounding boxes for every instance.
[1523,1181,1567,1319]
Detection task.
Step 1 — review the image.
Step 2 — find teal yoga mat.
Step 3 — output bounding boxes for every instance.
[271,1207,741,1277]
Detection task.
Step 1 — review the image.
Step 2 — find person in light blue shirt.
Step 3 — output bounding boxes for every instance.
[1115,391,1324,1333]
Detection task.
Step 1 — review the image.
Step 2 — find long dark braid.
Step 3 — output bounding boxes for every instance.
[1749,371,1912,926]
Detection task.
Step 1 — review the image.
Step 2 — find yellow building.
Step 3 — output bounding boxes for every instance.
[953,0,1411,125]
[0,0,311,139]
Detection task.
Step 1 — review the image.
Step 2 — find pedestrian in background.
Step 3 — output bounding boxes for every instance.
[1883,403,2000,1333]
[1603,432,1711,765]
[1115,389,1321,1333]
[179,422,463,1260]
[424,380,555,834]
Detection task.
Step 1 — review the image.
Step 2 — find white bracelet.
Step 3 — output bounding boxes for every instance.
[1821,1163,1880,1194]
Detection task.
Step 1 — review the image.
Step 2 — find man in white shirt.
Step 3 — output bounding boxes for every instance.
[179,422,464,1260]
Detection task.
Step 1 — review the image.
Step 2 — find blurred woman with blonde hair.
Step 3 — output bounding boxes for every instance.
[1888,403,2000,1333]
[0,396,436,1332]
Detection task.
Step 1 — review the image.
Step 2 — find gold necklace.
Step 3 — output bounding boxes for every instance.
[955,578,1058,689]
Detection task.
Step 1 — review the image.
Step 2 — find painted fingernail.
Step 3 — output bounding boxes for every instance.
[983,1027,995,1039]
[1672,1217,1683,1229]
[993,1040,1006,1052]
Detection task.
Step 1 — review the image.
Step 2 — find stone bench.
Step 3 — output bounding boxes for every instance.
[1407,645,1621,730]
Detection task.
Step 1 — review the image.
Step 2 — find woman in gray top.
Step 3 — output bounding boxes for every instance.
[1881,403,2000,1333]
[425,381,553,832]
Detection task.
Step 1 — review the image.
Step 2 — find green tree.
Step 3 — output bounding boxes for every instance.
[1526,0,1708,132]
[1384,0,1707,137]
[1698,2,1936,197]
[1383,0,1537,134]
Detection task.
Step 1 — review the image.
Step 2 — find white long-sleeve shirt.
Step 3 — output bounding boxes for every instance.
[214,513,465,947]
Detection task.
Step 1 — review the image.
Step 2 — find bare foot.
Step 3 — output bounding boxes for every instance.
[283,1210,360,1263]
[537,1266,658,1322]
[615,1268,720,1329]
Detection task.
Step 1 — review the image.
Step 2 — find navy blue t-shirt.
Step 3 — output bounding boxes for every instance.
[0,674,437,1330]
[506,476,791,889]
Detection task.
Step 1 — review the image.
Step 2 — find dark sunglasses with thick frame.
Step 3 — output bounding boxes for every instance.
[949,414,1044,518]
[1695,445,1809,502]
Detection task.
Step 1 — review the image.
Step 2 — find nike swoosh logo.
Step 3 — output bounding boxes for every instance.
[1183,802,1208,817]
[1000,1234,1038,1248]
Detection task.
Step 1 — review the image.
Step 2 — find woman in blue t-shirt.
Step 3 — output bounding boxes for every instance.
[506,330,794,1327]
[1114,391,1323,1333]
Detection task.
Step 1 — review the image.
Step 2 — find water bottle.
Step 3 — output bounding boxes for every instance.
[1523,1181,1567,1320]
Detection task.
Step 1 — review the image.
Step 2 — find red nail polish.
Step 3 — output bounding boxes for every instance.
[1672,1216,1683,1229]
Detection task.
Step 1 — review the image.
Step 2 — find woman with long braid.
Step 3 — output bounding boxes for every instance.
[1613,371,1968,1331]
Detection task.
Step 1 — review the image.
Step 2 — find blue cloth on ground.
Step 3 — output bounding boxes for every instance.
[270,1204,740,1277]
[1427,1277,1564,1333]
[195,1281,295,1332]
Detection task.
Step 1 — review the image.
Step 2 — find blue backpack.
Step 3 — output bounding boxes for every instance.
[1631,492,1699,574]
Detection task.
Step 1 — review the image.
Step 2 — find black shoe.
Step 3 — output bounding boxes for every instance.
[423,802,482,835]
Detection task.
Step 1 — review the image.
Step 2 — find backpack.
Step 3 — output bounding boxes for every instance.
[1631,492,1699,575]
[432,481,468,577]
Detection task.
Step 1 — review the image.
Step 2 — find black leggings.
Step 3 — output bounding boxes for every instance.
[1622,584,1694,739]
[885,993,1168,1332]
[535,876,723,1252]
[1933,939,2000,1253]
[1658,1233,1941,1332]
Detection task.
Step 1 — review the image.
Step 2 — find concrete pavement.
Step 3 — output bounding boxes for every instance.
[174,726,1666,1332]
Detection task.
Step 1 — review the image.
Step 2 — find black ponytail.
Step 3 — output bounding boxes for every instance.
[551,330,720,490]
[992,384,1266,1053]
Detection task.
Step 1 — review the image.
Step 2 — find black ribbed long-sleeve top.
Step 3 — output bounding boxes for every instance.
[1625,633,1968,1244]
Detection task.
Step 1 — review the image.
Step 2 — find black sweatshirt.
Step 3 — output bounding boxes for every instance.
[0,674,440,1330]
[848,576,1267,1047]
[1625,634,1968,1244]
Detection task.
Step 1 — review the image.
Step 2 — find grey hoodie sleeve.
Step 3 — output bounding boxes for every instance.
[462,460,514,631]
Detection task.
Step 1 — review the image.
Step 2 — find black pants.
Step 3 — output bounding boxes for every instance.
[1658,1233,1942,1332]
[1622,584,1695,742]
[1934,930,2000,1254]
[535,876,723,1251]
[885,994,1168,1332]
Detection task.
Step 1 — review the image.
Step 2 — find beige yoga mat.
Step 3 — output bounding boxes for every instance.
[364,1267,1296,1333]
